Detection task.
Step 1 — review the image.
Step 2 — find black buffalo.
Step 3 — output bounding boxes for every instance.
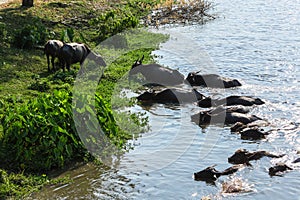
[186,71,242,88]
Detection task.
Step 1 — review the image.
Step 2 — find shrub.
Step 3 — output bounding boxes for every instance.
[1,90,83,171]
[12,18,48,49]
[0,89,134,171]
[0,22,7,41]
[0,89,130,172]
[90,9,139,42]
[28,80,50,92]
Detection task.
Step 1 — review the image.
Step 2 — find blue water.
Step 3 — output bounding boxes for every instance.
[33,0,300,199]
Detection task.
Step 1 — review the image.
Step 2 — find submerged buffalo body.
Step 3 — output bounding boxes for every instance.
[239,128,268,140]
[44,40,64,71]
[60,43,106,71]
[186,72,242,88]
[130,56,185,86]
[194,165,241,182]
[198,95,265,108]
[137,88,205,104]
[269,163,293,176]
[191,107,261,126]
[228,149,284,165]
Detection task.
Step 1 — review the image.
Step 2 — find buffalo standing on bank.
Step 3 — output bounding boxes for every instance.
[60,42,106,71]
[44,40,64,71]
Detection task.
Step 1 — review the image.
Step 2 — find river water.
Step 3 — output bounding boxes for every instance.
[34,0,300,199]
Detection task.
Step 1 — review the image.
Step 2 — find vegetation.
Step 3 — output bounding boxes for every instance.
[0,0,212,198]
[0,169,70,199]
[0,0,171,198]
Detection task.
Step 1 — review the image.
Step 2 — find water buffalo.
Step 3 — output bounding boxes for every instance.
[230,122,269,140]
[208,106,250,115]
[60,42,106,71]
[292,158,300,163]
[230,121,270,132]
[228,149,284,165]
[194,165,241,182]
[129,56,185,86]
[191,107,261,126]
[137,88,205,104]
[269,163,293,176]
[269,158,300,176]
[44,40,64,71]
[239,128,269,140]
[185,71,242,88]
[198,95,265,108]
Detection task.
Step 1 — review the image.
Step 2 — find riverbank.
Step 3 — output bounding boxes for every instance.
[0,0,165,198]
[0,0,213,198]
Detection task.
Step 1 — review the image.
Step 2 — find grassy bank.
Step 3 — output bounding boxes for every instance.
[0,0,214,198]
[0,0,169,198]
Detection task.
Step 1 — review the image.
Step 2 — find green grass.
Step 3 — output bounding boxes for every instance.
[0,0,169,198]
[0,169,71,199]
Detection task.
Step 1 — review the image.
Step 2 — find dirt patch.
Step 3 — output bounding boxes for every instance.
[142,0,215,27]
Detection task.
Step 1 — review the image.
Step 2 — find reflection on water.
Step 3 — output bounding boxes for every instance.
[33,0,300,199]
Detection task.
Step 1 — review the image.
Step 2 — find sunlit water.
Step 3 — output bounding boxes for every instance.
[33,0,300,199]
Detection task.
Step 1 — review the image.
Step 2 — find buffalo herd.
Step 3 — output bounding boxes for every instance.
[130,56,299,190]
[44,38,298,190]
[44,40,106,72]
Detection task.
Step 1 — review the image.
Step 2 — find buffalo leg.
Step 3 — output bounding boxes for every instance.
[51,56,55,71]
[46,54,50,72]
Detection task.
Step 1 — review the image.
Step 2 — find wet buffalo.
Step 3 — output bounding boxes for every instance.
[137,88,205,104]
[239,128,269,140]
[186,71,242,88]
[269,163,293,176]
[194,165,241,182]
[228,149,284,165]
[292,158,300,163]
[191,107,261,126]
[129,56,185,86]
[198,95,265,108]
[230,121,270,132]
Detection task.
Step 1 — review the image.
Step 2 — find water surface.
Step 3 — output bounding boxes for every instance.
[34,0,300,199]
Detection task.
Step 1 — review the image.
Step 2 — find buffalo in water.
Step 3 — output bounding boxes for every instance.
[129,56,185,86]
[191,106,261,126]
[60,42,106,71]
[137,88,205,104]
[44,40,64,71]
[185,71,242,88]
[269,163,293,176]
[228,149,284,165]
[230,121,270,132]
[194,165,242,182]
[198,95,265,108]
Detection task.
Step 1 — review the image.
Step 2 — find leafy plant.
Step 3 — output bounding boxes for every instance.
[0,89,134,172]
[28,80,50,92]
[61,28,74,42]
[12,18,48,49]
[0,22,7,41]
[0,169,70,199]
[1,90,85,171]
[90,9,139,42]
